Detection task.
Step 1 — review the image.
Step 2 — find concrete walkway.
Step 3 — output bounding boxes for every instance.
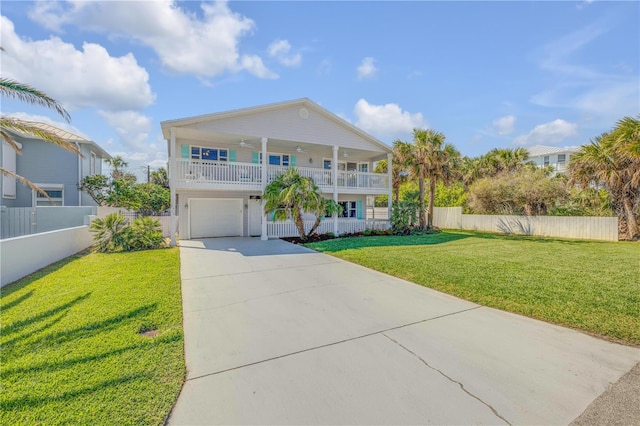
[168,237,639,425]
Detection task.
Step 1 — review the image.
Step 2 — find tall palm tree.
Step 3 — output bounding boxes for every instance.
[397,129,460,230]
[263,168,341,241]
[0,74,81,197]
[374,141,407,203]
[569,120,640,240]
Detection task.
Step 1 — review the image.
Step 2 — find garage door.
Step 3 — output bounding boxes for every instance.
[190,198,243,238]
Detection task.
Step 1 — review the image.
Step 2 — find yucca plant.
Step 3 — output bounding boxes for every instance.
[90,213,133,252]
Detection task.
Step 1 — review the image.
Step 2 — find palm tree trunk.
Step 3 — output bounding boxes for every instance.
[293,210,307,241]
[418,170,426,230]
[427,175,436,229]
[307,216,322,239]
[622,195,639,240]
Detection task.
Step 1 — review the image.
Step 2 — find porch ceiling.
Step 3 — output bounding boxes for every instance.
[173,127,389,162]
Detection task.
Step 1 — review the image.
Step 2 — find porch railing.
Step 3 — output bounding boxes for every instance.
[267,218,390,238]
[174,160,388,190]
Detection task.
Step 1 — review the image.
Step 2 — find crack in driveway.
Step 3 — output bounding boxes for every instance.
[382,332,512,425]
[185,305,483,382]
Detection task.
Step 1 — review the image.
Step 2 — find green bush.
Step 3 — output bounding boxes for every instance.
[90,213,133,252]
[90,213,165,253]
[131,216,165,250]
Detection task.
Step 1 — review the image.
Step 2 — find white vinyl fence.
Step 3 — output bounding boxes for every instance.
[267,219,390,238]
[432,207,618,241]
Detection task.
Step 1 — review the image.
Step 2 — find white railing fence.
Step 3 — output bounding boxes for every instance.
[173,159,389,190]
[267,219,390,238]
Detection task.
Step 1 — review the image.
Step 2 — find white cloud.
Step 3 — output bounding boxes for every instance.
[240,55,278,79]
[357,57,377,80]
[99,110,152,152]
[268,39,301,67]
[28,0,276,79]
[1,16,154,111]
[492,115,516,136]
[513,119,578,146]
[99,111,167,177]
[354,99,425,138]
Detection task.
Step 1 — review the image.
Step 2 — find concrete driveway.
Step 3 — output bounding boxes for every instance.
[168,237,639,425]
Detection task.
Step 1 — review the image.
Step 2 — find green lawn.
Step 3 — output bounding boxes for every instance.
[307,231,640,346]
[0,248,184,425]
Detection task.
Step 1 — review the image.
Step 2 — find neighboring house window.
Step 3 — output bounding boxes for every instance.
[90,152,97,175]
[2,141,19,199]
[543,156,550,166]
[557,154,566,164]
[33,184,64,206]
[191,146,228,161]
[339,201,357,218]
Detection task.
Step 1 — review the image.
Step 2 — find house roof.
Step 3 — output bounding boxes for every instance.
[526,145,578,157]
[160,98,392,154]
[6,121,111,159]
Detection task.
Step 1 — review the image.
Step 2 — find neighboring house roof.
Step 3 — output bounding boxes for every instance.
[6,121,111,159]
[526,145,577,157]
[161,98,392,154]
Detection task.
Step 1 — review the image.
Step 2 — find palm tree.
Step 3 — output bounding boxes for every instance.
[105,156,129,181]
[569,119,640,240]
[263,168,341,241]
[397,129,460,230]
[374,141,407,203]
[0,76,81,197]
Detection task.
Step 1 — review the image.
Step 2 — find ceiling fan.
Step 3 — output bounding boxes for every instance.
[295,145,306,153]
[239,139,254,149]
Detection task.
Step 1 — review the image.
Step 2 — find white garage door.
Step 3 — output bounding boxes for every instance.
[190,198,243,238]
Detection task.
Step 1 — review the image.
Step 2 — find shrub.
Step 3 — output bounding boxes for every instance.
[90,213,133,252]
[130,216,165,250]
[90,213,164,253]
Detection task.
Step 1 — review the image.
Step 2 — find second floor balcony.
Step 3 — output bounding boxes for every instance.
[173,159,389,194]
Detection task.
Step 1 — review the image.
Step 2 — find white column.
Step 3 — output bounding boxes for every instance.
[260,137,269,240]
[387,152,393,222]
[332,145,339,235]
[169,128,177,246]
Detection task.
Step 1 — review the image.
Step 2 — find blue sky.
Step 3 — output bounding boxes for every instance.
[2,1,638,179]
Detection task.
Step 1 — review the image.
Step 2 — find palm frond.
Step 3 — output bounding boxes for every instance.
[0,78,71,122]
[0,117,82,156]
[0,167,52,201]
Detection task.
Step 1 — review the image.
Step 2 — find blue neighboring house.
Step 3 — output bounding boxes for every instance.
[1,122,112,207]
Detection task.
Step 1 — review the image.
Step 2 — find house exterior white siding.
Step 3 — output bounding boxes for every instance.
[163,99,393,242]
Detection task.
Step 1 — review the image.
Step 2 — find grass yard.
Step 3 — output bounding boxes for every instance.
[307,231,640,346]
[0,248,184,425]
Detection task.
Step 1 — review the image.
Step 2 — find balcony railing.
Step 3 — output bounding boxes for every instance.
[174,160,388,191]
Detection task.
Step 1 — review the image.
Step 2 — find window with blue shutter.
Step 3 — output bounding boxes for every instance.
[357,200,363,219]
[180,145,189,158]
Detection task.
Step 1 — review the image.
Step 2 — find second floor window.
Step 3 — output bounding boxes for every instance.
[558,154,566,163]
[192,146,228,161]
[543,156,550,166]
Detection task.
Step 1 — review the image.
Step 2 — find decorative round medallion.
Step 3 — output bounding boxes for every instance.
[299,108,309,119]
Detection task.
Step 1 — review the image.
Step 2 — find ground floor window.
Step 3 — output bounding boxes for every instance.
[33,184,64,206]
[339,201,357,218]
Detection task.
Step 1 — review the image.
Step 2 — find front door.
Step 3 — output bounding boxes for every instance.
[248,198,262,236]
